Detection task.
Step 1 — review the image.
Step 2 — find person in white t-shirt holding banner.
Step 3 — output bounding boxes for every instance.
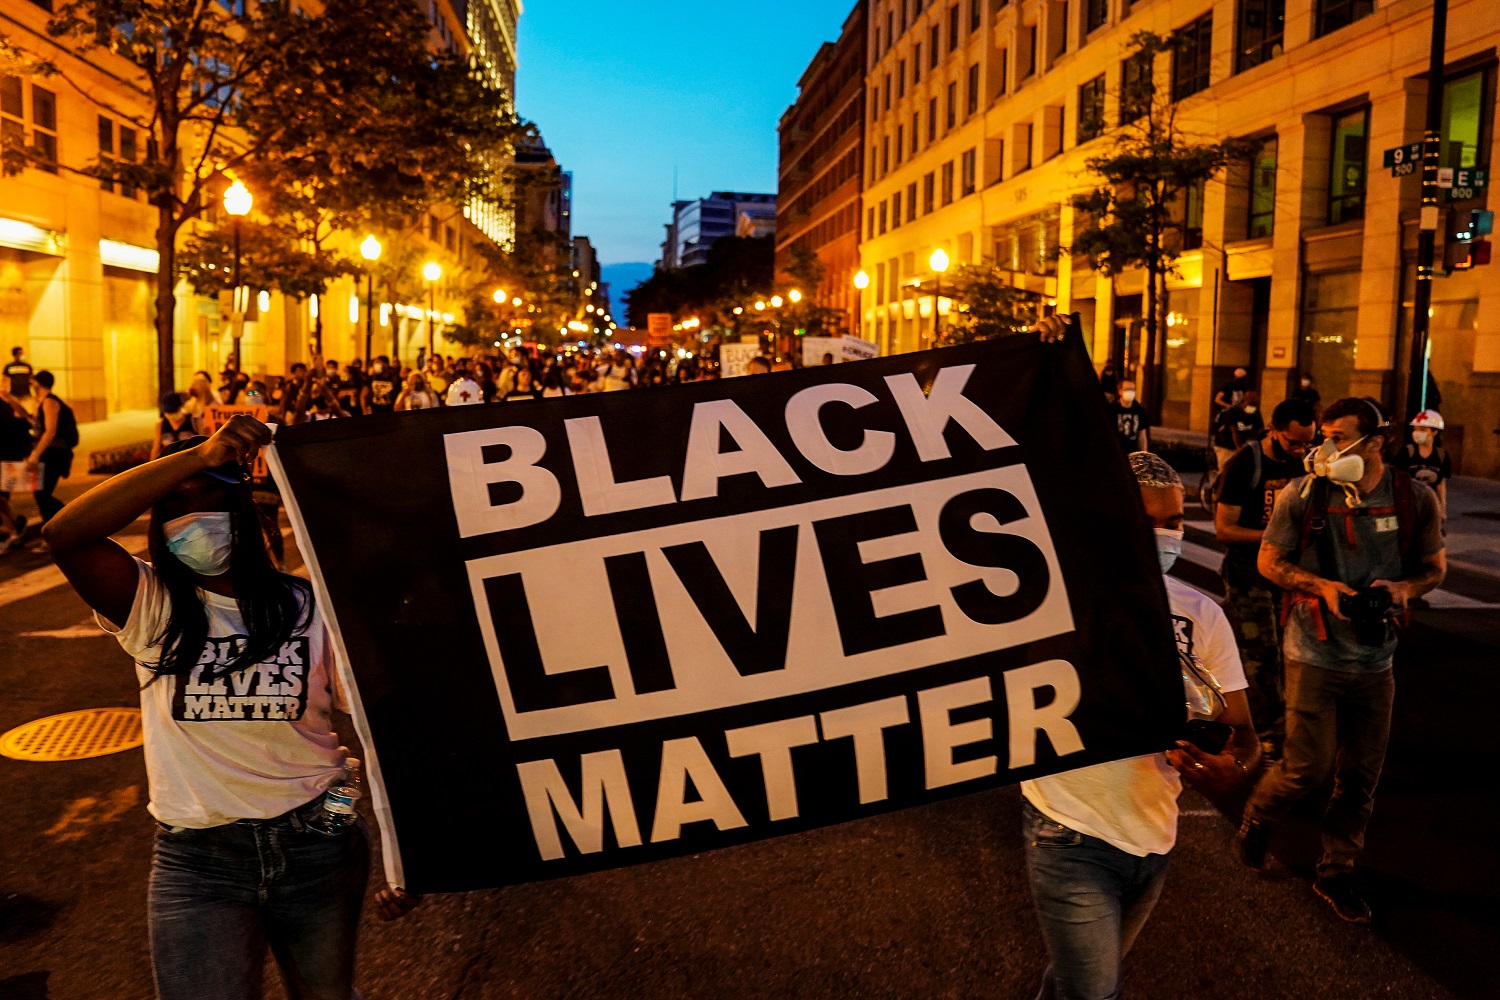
[1018,450,1260,1000]
[41,417,413,999]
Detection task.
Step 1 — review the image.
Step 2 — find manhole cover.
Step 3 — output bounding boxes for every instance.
[0,708,143,762]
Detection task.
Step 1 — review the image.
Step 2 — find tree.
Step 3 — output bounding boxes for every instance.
[624,236,775,328]
[10,0,521,396]
[939,263,1039,346]
[1069,31,1248,424]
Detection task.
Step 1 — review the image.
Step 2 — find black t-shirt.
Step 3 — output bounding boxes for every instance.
[1217,377,1248,409]
[1214,406,1264,449]
[1217,443,1304,572]
[365,372,400,412]
[1106,401,1148,451]
[1394,444,1451,489]
[4,360,32,398]
[1290,386,1321,408]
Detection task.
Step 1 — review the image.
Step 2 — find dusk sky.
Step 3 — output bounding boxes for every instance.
[514,0,857,270]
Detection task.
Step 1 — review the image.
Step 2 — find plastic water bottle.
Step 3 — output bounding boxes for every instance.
[313,757,363,833]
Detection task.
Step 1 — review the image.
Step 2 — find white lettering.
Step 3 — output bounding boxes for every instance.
[918,676,997,789]
[650,736,747,842]
[818,696,910,804]
[444,426,561,537]
[1003,659,1084,768]
[564,416,678,516]
[517,750,643,861]
[725,716,820,821]
[884,365,1016,461]
[679,400,802,502]
[784,383,896,477]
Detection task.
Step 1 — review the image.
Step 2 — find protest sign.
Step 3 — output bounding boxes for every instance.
[268,331,1182,893]
[719,343,763,378]
[202,404,271,478]
[802,337,843,367]
[840,335,879,362]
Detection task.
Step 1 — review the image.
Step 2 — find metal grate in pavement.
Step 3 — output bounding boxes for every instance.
[0,708,143,762]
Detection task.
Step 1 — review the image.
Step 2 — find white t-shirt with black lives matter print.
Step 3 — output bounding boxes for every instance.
[99,558,348,828]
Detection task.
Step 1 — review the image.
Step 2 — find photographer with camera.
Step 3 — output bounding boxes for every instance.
[1237,397,1446,924]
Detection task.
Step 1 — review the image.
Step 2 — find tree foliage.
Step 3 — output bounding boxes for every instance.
[939,263,1040,346]
[625,236,775,328]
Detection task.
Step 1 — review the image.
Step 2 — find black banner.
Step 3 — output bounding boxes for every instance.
[268,332,1181,893]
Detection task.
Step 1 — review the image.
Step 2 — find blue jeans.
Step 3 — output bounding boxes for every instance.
[1021,799,1172,1000]
[148,797,370,1000]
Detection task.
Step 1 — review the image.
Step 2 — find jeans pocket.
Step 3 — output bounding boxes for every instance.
[1031,816,1083,848]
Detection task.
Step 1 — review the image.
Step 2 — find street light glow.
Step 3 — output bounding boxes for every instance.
[733,306,743,315]
[930,248,950,273]
[755,301,766,310]
[422,261,441,282]
[789,289,802,303]
[512,297,522,307]
[853,269,870,289]
[360,234,382,262]
[493,289,506,303]
[222,179,252,217]
[771,295,784,308]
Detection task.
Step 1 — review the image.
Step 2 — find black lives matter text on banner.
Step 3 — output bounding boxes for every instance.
[267,331,1182,894]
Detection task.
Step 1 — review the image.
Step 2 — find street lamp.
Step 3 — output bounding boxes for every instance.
[493,288,506,304]
[853,270,870,342]
[223,179,252,372]
[360,235,381,367]
[423,261,441,361]
[789,289,802,303]
[929,247,950,342]
[771,295,784,308]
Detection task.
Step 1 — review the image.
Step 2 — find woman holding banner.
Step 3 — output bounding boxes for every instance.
[41,416,391,999]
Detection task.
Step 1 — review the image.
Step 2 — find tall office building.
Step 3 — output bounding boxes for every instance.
[777,2,868,335]
[859,0,1500,476]
[659,192,778,269]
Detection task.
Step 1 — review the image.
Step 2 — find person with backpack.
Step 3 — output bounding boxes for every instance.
[1393,409,1451,517]
[1236,397,1446,924]
[26,370,79,529]
[1212,398,1318,758]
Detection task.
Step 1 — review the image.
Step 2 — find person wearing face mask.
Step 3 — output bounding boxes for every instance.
[1213,399,1318,759]
[1290,373,1321,412]
[1107,380,1149,453]
[395,372,440,410]
[39,417,410,998]
[1393,410,1450,518]
[361,356,401,415]
[1212,389,1265,469]
[1238,397,1446,924]
[1020,451,1258,1000]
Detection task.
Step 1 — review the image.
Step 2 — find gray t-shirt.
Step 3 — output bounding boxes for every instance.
[1263,470,1443,673]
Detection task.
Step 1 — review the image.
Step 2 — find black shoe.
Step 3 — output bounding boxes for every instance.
[1235,820,1272,873]
[1315,873,1373,924]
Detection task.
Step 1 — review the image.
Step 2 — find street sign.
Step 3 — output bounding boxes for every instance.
[1383,142,1423,174]
[1446,168,1489,201]
[1437,167,1455,188]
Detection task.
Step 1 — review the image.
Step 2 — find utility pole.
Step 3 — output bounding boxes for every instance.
[1405,0,1448,421]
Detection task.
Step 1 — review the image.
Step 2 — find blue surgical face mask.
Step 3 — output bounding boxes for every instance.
[1154,527,1184,573]
[164,512,234,577]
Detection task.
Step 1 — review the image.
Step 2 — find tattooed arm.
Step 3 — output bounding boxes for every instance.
[1258,540,1357,620]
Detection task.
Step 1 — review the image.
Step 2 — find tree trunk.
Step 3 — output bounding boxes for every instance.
[1143,256,1162,429]
[154,207,179,400]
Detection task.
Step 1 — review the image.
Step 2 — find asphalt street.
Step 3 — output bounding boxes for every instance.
[0,484,1495,999]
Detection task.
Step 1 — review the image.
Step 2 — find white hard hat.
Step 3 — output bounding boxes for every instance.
[445,377,483,406]
[1409,409,1444,430]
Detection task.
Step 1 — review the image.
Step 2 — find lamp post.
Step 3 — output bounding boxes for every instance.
[853,269,869,341]
[929,247,950,343]
[360,235,381,368]
[423,261,441,362]
[222,179,252,372]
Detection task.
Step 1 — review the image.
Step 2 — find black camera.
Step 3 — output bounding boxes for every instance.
[1339,587,1394,646]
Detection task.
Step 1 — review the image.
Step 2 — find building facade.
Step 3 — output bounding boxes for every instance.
[661,192,778,268]
[858,0,1500,477]
[0,0,517,420]
[776,1,868,335]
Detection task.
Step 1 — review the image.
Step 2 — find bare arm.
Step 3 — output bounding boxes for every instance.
[1258,539,1356,619]
[149,420,164,461]
[43,417,271,626]
[1214,503,1263,546]
[1373,551,1446,608]
[28,397,58,465]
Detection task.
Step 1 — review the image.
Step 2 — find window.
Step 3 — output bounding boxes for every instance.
[997,49,1009,94]
[897,124,905,164]
[882,136,890,175]
[885,73,893,110]
[949,5,960,50]
[1120,50,1153,123]
[1024,25,1038,79]
[967,63,980,115]
[429,215,441,241]
[1085,0,1107,35]
[1237,0,1285,72]
[892,191,903,228]
[907,181,919,221]
[1248,136,1277,237]
[1327,106,1368,224]
[1171,14,1213,101]
[879,200,888,234]
[872,87,880,122]
[898,60,907,98]
[30,85,56,171]
[941,161,955,204]
[97,116,114,192]
[1441,70,1489,170]
[946,82,957,129]
[872,144,879,183]
[912,112,920,153]
[923,171,937,212]
[1183,180,1205,249]
[1043,104,1065,160]
[1315,0,1374,39]
[118,125,137,196]
[887,11,895,52]
[1047,0,1069,60]
[930,25,941,66]
[1077,74,1106,143]
[875,27,882,60]
[445,225,456,251]
[961,148,977,195]
[868,207,877,239]
[928,97,938,142]
[971,0,982,31]
[915,43,922,82]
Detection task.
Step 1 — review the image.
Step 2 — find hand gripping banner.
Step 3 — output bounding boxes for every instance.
[267,332,1182,893]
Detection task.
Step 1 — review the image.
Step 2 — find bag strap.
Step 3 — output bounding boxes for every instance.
[1391,468,1418,576]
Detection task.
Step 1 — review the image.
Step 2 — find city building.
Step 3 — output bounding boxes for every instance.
[776,1,868,335]
[736,205,779,239]
[572,235,609,313]
[0,0,518,418]
[857,0,1500,477]
[660,192,778,269]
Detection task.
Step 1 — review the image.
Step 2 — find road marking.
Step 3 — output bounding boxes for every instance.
[0,534,149,609]
[19,621,107,638]
[44,785,141,842]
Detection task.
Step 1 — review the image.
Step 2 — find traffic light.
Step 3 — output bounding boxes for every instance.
[1452,239,1492,270]
[1447,209,1493,270]
[1457,209,1494,241]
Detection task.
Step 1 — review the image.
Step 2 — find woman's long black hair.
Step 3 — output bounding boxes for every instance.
[146,478,312,680]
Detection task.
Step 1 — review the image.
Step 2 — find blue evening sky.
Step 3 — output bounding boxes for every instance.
[514,0,857,269]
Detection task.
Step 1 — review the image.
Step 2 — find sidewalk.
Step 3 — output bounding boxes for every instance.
[7,408,157,523]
